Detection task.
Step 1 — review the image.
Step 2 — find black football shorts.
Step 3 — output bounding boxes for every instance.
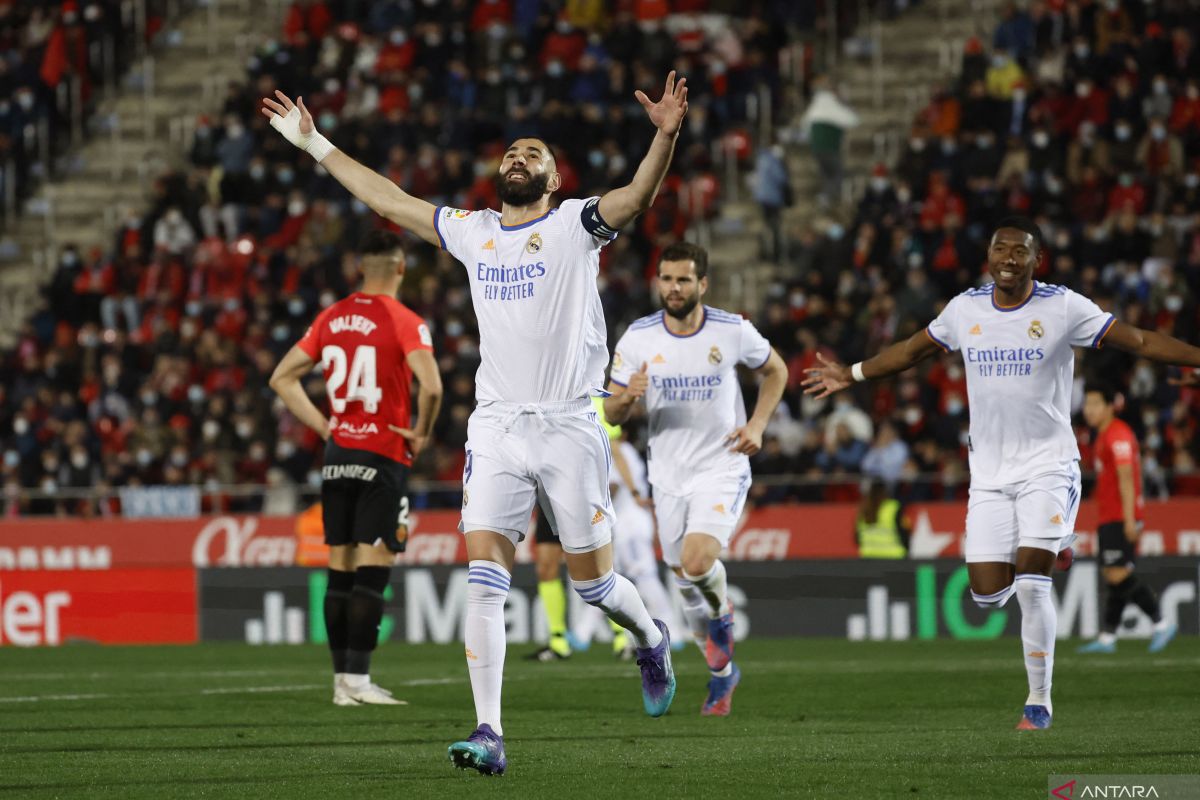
[1097,521,1138,569]
[321,442,410,553]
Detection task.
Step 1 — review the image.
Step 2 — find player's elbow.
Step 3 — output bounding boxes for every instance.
[267,369,289,394]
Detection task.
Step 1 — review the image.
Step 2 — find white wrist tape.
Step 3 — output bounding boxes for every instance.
[269,106,336,163]
[851,362,866,382]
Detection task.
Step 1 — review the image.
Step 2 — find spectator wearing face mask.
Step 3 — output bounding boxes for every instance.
[1109,118,1141,174]
[1067,121,1111,183]
[1137,117,1185,179]
[985,49,1025,100]
[1143,74,1175,121]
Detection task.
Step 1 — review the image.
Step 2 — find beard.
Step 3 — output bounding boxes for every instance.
[660,292,699,320]
[495,170,550,206]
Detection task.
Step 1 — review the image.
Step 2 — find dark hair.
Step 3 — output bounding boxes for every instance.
[1084,383,1118,404]
[359,229,405,258]
[658,241,709,279]
[993,216,1044,252]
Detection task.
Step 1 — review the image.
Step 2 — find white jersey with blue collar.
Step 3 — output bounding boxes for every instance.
[433,197,618,404]
[610,306,772,495]
[926,281,1116,489]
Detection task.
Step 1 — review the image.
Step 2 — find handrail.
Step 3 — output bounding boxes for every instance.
[3,467,1193,510]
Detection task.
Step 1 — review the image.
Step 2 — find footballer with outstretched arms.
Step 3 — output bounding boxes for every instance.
[264,70,688,775]
[803,216,1200,730]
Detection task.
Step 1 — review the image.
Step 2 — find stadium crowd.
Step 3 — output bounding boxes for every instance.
[4,0,1200,517]
[753,0,1200,505]
[0,0,805,516]
[0,0,152,231]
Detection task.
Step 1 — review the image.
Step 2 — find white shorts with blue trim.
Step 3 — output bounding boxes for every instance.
[652,470,751,568]
[459,399,615,554]
[964,462,1081,564]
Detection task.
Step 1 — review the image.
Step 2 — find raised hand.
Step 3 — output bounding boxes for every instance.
[261,90,332,160]
[802,352,853,399]
[635,70,689,136]
[625,362,650,399]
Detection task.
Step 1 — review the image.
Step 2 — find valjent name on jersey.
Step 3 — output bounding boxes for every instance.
[327,314,378,336]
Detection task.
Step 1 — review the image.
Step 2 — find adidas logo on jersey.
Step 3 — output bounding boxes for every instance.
[969,324,982,335]
[591,510,605,525]
[1049,513,1063,525]
[481,239,495,250]
[652,354,666,364]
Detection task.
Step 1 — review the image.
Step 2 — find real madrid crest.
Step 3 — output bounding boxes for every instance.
[525,233,542,254]
[1028,320,1044,340]
[462,489,469,508]
[709,346,723,365]
[612,351,624,370]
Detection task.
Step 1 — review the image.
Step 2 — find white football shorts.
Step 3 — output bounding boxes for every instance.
[652,470,751,568]
[459,399,615,554]
[964,462,1081,564]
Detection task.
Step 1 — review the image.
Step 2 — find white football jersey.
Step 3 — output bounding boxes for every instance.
[610,306,772,495]
[926,281,1116,489]
[434,198,617,403]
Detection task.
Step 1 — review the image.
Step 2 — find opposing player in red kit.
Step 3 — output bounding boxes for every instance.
[270,230,443,703]
[1077,384,1176,654]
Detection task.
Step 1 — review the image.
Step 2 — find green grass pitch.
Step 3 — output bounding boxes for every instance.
[2,639,1198,799]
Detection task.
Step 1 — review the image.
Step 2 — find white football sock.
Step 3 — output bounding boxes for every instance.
[970,584,1015,608]
[628,566,683,641]
[1015,573,1055,714]
[1098,631,1117,645]
[572,571,662,649]
[342,673,368,690]
[674,574,709,649]
[465,560,510,735]
[683,559,729,619]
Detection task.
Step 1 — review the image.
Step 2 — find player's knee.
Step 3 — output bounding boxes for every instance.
[679,551,715,578]
[970,583,1015,609]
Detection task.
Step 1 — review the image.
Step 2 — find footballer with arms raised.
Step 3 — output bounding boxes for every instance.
[804,217,1200,730]
[270,230,442,706]
[263,71,689,774]
[605,242,788,716]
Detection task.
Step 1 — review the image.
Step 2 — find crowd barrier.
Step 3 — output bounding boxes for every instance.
[2,500,1198,645]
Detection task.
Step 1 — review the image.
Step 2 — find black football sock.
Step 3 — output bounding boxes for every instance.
[345,566,391,675]
[325,569,355,674]
[1127,578,1163,624]
[1103,575,1135,634]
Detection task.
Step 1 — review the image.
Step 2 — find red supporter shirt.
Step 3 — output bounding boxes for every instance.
[296,292,433,466]
[1093,418,1143,524]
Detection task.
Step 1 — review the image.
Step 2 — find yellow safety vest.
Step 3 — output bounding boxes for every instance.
[857,499,906,559]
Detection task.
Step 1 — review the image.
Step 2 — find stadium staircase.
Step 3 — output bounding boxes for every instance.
[0,0,282,348]
[706,0,1002,317]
